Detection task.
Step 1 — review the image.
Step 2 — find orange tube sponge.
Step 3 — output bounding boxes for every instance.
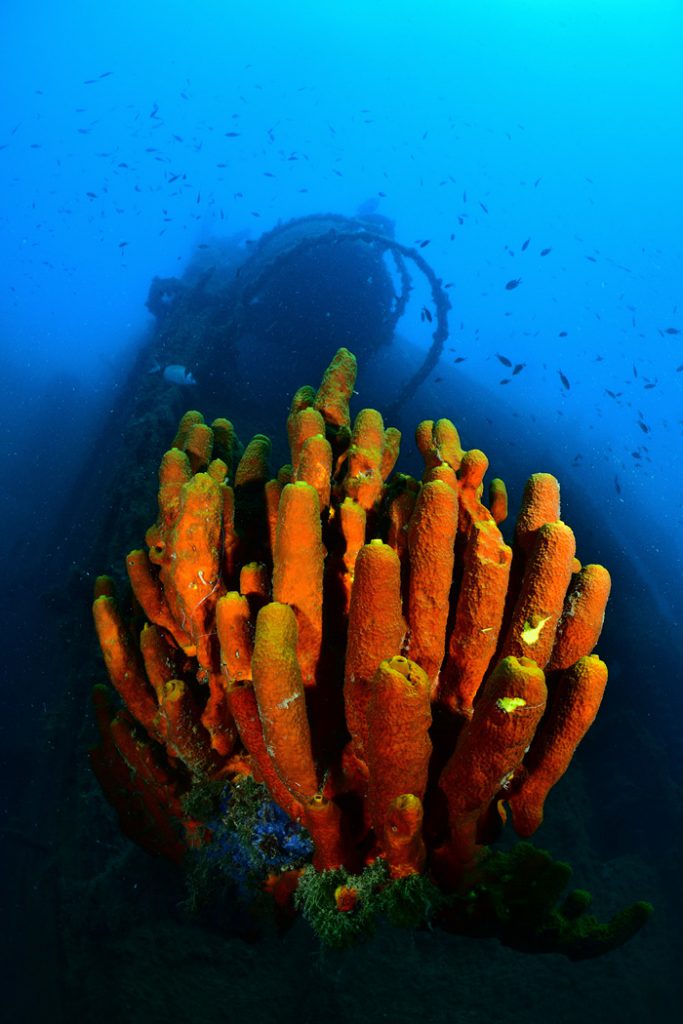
[89,723,186,864]
[515,473,561,552]
[264,478,282,555]
[415,418,464,473]
[172,410,204,451]
[92,594,160,737]
[382,794,426,878]
[509,655,608,836]
[314,346,357,428]
[226,679,303,820]
[296,433,333,511]
[108,709,183,815]
[303,794,345,871]
[406,479,459,683]
[344,408,387,510]
[344,541,406,759]
[239,562,270,605]
[162,472,223,670]
[251,602,319,801]
[158,679,222,776]
[90,347,623,919]
[287,406,326,472]
[439,656,547,868]
[234,434,272,487]
[386,477,418,560]
[216,592,253,684]
[207,458,228,484]
[184,421,214,473]
[91,686,186,853]
[138,623,185,704]
[366,656,432,844]
[155,448,192,533]
[488,477,508,525]
[200,670,237,759]
[338,496,367,613]
[94,575,115,599]
[500,521,576,669]
[548,564,612,671]
[380,426,401,480]
[272,482,324,686]
[438,519,513,714]
[221,483,240,585]
[457,449,490,530]
[126,549,193,653]
[210,417,240,478]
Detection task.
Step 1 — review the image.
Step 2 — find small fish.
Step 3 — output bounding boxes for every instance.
[499,378,511,385]
[585,255,597,262]
[479,201,488,214]
[534,177,542,187]
[505,278,521,290]
[496,354,512,367]
[86,191,97,198]
[149,363,198,386]
[419,239,430,248]
[521,238,530,251]
[558,331,568,337]
[118,241,128,248]
[422,306,433,323]
[664,327,680,334]
[677,364,683,372]
[512,363,525,375]
[631,452,641,460]
[453,357,466,363]
[559,370,570,390]
[225,131,240,137]
[637,420,649,434]
[540,247,552,256]
[614,476,622,496]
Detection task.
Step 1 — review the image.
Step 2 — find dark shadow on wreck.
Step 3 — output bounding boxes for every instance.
[2,214,681,1022]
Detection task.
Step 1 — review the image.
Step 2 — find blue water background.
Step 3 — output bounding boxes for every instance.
[1,2,681,1021]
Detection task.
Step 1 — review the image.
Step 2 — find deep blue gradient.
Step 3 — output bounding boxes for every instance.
[1,2,681,1022]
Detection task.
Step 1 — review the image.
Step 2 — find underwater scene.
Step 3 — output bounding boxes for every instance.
[1,1,682,1021]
